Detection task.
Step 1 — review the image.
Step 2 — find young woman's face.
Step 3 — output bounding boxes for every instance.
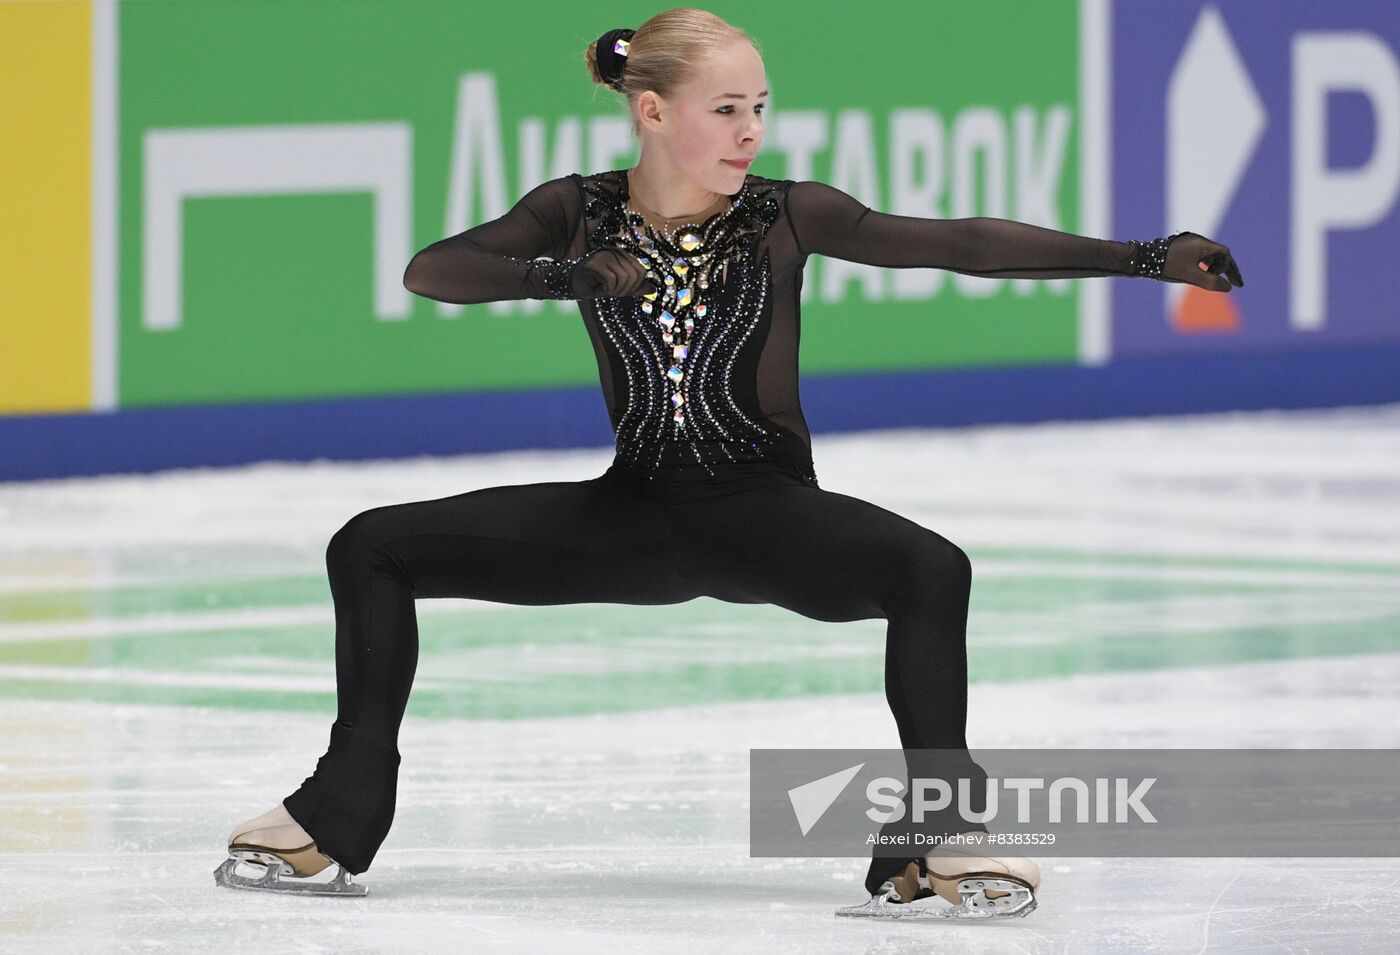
[648,39,768,194]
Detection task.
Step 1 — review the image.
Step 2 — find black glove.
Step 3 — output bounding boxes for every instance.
[1164,231,1244,291]
[1129,231,1245,292]
[570,247,662,299]
[528,247,660,301]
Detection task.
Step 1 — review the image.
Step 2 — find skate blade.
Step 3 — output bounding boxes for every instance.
[213,854,367,897]
[835,877,1036,921]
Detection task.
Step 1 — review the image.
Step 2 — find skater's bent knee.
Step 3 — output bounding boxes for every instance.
[893,536,972,595]
[326,509,410,578]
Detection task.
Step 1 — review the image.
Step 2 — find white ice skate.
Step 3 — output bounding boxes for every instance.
[835,835,1039,921]
[214,802,366,897]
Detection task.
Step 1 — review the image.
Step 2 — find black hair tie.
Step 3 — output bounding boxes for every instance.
[596,28,636,91]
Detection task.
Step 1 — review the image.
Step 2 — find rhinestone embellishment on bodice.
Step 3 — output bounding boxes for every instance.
[577,171,796,478]
[623,200,739,433]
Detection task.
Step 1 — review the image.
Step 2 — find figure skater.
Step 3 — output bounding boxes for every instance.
[216,7,1242,921]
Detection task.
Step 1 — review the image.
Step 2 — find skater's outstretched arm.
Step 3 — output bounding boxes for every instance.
[403,176,658,305]
[784,180,1243,290]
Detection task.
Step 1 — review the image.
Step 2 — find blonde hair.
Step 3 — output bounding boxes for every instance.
[583,8,761,138]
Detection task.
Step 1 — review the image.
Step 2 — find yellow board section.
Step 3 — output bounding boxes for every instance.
[0,0,92,415]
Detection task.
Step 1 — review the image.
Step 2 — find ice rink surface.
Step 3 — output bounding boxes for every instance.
[2,404,1398,953]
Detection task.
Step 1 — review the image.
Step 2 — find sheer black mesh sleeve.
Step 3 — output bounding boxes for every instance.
[402,175,582,304]
[784,179,1136,279]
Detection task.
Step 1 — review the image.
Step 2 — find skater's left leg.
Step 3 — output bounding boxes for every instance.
[667,480,989,894]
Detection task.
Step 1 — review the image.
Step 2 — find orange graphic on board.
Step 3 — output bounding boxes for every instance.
[1171,283,1242,334]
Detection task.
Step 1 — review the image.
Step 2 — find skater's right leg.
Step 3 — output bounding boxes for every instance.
[244,476,696,881]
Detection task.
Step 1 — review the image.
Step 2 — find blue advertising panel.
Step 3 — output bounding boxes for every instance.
[1112,0,1399,356]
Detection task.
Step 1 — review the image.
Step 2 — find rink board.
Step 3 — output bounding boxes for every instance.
[2,342,1398,481]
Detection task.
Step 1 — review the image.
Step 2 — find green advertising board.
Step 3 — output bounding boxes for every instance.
[119,0,1082,408]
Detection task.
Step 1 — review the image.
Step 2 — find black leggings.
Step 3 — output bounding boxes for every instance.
[282,464,981,893]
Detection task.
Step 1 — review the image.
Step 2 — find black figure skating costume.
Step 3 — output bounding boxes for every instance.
[281,169,1146,895]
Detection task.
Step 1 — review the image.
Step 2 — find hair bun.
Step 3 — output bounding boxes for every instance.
[595,28,636,90]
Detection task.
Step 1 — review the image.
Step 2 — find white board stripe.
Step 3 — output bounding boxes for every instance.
[90,0,119,410]
[1078,0,1113,366]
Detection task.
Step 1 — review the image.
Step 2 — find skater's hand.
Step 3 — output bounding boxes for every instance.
[1162,232,1244,292]
[569,246,662,300]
